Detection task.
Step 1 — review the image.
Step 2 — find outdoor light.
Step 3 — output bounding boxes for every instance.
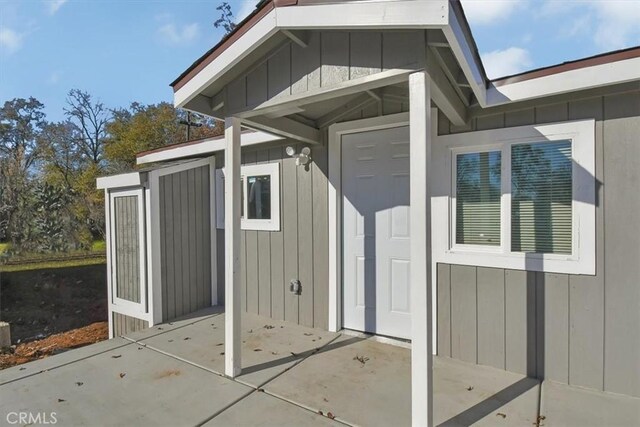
[286,146,312,166]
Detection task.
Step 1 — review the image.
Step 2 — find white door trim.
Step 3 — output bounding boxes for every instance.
[328,110,439,353]
[328,112,410,334]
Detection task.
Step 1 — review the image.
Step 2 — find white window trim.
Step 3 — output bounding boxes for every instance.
[433,119,596,275]
[216,162,281,232]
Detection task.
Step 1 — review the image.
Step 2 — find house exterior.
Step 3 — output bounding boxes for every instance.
[97,1,640,425]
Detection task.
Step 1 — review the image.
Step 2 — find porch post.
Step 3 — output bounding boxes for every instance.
[409,71,433,427]
[224,117,242,378]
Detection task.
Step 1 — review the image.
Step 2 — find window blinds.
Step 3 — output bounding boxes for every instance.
[511,140,572,254]
[456,151,502,246]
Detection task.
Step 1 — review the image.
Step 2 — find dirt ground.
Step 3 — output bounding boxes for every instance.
[0,264,107,342]
[0,322,108,370]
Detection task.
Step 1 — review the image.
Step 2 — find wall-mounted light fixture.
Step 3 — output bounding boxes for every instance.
[286,146,312,166]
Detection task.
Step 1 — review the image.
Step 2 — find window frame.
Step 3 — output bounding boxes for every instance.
[216,162,281,232]
[433,119,596,275]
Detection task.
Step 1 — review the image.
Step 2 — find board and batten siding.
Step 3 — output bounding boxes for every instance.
[112,312,148,336]
[437,88,640,398]
[215,140,330,330]
[226,30,424,114]
[159,165,213,321]
[113,195,141,303]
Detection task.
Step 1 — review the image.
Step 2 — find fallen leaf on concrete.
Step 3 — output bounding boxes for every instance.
[57,399,65,403]
[271,351,278,355]
[254,349,262,352]
[264,325,275,329]
[466,386,474,391]
[216,343,223,346]
[353,355,370,366]
[327,412,335,420]
[220,352,225,355]
[19,367,26,371]
[168,340,173,343]
[75,382,83,387]
[119,373,126,378]
[304,333,313,336]
[183,337,191,341]
[111,355,122,359]
[496,413,506,418]
[318,410,323,416]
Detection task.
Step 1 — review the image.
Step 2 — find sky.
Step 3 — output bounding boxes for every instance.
[0,0,638,123]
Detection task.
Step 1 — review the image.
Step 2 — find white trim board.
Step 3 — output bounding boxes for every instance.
[136,131,283,165]
[174,0,448,109]
[486,57,640,107]
[97,172,145,190]
[432,119,596,275]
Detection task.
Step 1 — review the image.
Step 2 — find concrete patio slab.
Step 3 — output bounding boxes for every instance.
[264,335,540,427]
[540,380,640,427]
[135,312,340,387]
[122,306,224,342]
[204,390,342,427]
[0,341,252,426]
[0,337,131,386]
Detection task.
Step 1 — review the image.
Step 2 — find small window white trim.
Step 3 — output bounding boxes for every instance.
[216,162,281,232]
[433,119,596,275]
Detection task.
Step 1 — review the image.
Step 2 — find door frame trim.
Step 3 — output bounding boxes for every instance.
[327,112,410,334]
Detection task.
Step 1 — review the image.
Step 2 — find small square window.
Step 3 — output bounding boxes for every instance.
[216,163,280,231]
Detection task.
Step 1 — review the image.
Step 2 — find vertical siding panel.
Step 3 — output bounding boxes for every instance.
[269,147,285,321]
[188,169,198,312]
[349,32,382,79]
[382,32,423,70]
[476,113,505,131]
[505,108,535,127]
[180,171,191,316]
[567,96,606,391]
[505,270,536,376]
[244,151,259,314]
[246,62,268,107]
[227,77,247,112]
[268,45,291,99]
[312,143,329,330]
[450,265,477,363]
[297,151,315,328]
[437,263,452,357]
[321,32,350,87]
[203,166,213,306]
[437,110,451,136]
[172,173,183,318]
[160,177,168,319]
[291,31,321,94]
[283,151,300,324]
[164,175,176,320]
[541,272,569,383]
[535,102,568,124]
[477,267,505,369]
[603,92,640,397]
[257,149,272,317]
[194,167,205,308]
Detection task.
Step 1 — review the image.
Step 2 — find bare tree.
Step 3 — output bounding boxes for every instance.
[65,89,110,165]
[214,2,236,34]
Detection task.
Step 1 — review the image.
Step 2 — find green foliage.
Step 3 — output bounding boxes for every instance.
[105,102,222,172]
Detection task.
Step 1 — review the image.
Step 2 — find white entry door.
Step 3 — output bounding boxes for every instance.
[342,126,411,339]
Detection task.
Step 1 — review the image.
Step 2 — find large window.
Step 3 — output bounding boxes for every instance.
[216,162,281,231]
[435,119,595,275]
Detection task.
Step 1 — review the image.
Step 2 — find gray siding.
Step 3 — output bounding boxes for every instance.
[437,88,640,398]
[226,31,424,114]
[113,195,140,303]
[216,141,330,330]
[112,312,148,337]
[159,165,213,321]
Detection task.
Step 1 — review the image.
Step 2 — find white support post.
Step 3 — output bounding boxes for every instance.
[224,117,242,378]
[409,71,433,427]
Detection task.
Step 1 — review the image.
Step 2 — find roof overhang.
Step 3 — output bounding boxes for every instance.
[97,171,146,190]
[136,131,284,165]
[172,0,460,110]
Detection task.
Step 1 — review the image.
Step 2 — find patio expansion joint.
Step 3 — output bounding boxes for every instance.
[0,340,134,387]
[191,332,346,426]
[122,312,224,343]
